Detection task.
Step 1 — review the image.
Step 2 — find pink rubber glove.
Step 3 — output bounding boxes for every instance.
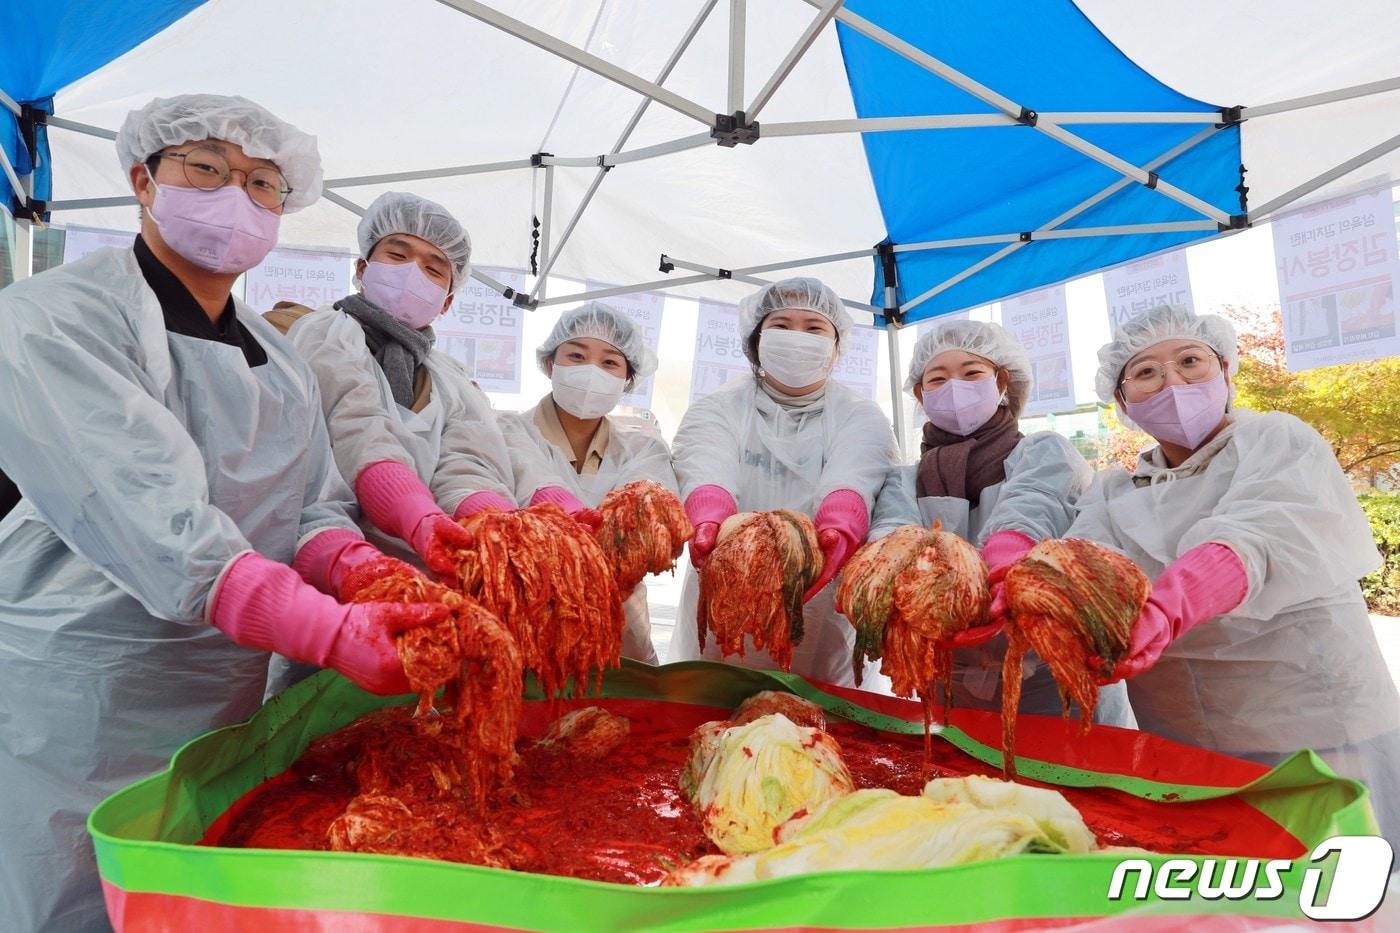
[804,489,869,602]
[355,460,474,577]
[949,530,1037,648]
[453,490,517,520]
[530,486,604,532]
[209,552,450,695]
[1103,542,1248,682]
[292,527,421,599]
[685,485,738,569]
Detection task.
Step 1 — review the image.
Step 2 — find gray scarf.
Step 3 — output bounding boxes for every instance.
[336,292,434,409]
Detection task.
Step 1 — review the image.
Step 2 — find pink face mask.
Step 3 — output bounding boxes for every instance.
[921,376,1003,435]
[147,178,280,274]
[360,260,449,330]
[1122,372,1229,449]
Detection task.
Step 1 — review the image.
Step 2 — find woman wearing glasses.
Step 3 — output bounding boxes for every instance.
[1070,304,1399,847]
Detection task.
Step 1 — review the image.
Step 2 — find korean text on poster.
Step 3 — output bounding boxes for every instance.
[690,301,749,402]
[1102,249,1194,333]
[585,284,664,410]
[60,226,136,264]
[830,325,879,400]
[436,267,526,393]
[243,248,354,313]
[1271,187,1400,371]
[1001,285,1074,416]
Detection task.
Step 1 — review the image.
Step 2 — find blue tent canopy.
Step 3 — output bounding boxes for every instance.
[0,0,205,218]
[837,0,1245,325]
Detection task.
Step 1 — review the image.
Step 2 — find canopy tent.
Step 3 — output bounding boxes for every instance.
[4,0,1400,444]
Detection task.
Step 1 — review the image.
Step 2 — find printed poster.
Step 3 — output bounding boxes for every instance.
[1103,249,1194,333]
[242,247,354,312]
[830,324,879,400]
[436,266,527,393]
[60,225,135,263]
[585,283,664,410]
[1000,285,1074,416]
[689,300,749,402]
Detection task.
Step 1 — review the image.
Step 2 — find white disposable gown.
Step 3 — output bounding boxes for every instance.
[499,400,680,664]
[283,305,519,565]
[670,378,898,686]
[867,432,1134,727]
[1068,409,1400,845]
[0,248,359,931]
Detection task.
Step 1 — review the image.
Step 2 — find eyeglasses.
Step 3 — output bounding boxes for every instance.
[1118,348,1222,395]
[152,146,291,209]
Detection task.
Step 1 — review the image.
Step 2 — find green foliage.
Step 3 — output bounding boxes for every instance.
[1360,494,1400,615]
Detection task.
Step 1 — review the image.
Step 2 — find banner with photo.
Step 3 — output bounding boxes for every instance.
[830,324,880,400]
[1103,249,1194,333]
[1000,285,1074,416]
[60,225,135,263]
[436,267,527,393]
[242,247,354,313]
[1271,187,1400,371]
[690,300,749,402]
[585,283,664,410]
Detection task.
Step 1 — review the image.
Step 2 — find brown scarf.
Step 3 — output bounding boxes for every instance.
[916,406,1023,505]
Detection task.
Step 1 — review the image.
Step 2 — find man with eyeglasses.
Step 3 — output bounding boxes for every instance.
[1068,303,1400,851]
[0,94,449,930]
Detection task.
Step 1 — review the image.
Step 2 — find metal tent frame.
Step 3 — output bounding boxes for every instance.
[4,1,1400,448]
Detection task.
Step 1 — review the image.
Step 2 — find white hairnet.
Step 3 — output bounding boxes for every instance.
[905,319,1033,417]
[1095,305,1240,424]
[536,301,659,383]
[357,191,472,288]
[116,94,323,212]
[739,277,852,356]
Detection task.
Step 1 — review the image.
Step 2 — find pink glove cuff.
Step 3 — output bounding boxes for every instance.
[813,488,870,547]
[292,528,381,596]
[355,459,438,541]
[530,485,587,515]
[454,490,516,519]
[981,529,1036,578]
[684,485,738,529]
[1157,542,1249,637]
[209,552,341,665]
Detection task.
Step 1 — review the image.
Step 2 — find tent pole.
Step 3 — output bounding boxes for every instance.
[529,0,719,298]
[534,273,717,307]
[899,127,1222,314]
[47,196,138,211]
[763,111,1219,137]
[885,321,904,452]
[800,0,1230,225]
[12,218,32,282]
[660,253,881,312]
[0,144,26,207]
[746,0,845,121]
[536,163,553,300]
[324,158,534,189]
[322,190,367,217]
[44,116,118,140]
[1242,76,1400,120]
[434,0,715,126]
[1248,130,1400,222]
[728,0,745,114]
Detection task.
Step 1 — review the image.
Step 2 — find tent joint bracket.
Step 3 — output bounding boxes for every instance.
[1016,107,1038,127]
[530,152,553,167]
[1018,231,1032,242]
[712,110,760,147]
[1217,105,1244,127]
[1217,214,1250,232]
[1144,171,1160,190]
[511,290,538,310]
[659,254,675,273]
[14,197,47,222]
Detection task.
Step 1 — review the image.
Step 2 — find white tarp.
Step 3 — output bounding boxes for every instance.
[1272,186,1400,370]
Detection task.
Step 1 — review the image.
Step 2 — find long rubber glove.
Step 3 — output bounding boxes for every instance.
[209,551,450,695]
[684,485,738,569]
[453,490,517,520]
[804,489,869,602]
[292,527,420,599]
[356,459,474,577]
[956,529,1037,649]
[530,485,604,532]
[1104,542,1248,682]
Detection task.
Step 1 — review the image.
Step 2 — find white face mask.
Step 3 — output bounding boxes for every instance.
[551,363,626,419]
[758,329,836,389]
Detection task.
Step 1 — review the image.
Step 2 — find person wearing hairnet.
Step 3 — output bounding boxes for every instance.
[1069,303,1400,847]
[671,277,898,685]
[264,191,560,574]
[497,302,675,663]
[0,95,449,931]
[867,319,1133,725]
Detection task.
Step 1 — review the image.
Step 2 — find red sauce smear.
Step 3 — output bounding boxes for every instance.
[202,698,1302,885]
